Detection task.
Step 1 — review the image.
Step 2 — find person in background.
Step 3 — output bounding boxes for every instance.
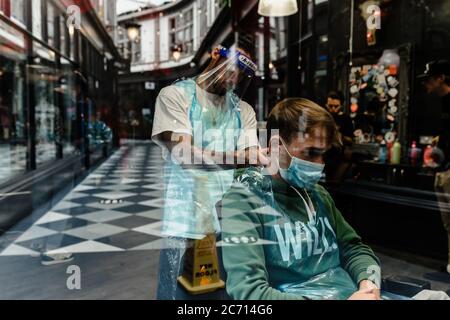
[419,60,450,274]
[326,91,354,141]
[324,91,354,185]
[0,96,10,141]
[357,95,382,137]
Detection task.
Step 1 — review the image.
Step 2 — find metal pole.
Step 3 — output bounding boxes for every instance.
[263,17,270,115]
[231,0,239,46]
[25,0,36,171]
[287,0,301,97]
[349,0,354,67]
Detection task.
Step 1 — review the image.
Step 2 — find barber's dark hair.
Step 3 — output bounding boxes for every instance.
[238,34,255,58]
[327,91,344,103]
[267,98,342,148]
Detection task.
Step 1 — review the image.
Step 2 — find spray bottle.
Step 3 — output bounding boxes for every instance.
[390,140,401,165]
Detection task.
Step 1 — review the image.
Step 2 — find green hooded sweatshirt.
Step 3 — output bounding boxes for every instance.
[220,167,381,300]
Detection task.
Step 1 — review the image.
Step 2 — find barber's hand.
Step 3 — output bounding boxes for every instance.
[348,288,381,300]
[257,147,271,166]
[244,147,270,166]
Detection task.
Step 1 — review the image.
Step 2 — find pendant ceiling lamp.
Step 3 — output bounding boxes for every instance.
[258,0,299,17]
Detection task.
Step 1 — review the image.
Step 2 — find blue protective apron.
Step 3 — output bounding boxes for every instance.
[275,187,357,299]
[236,169,358,300]
[162,78,243,240]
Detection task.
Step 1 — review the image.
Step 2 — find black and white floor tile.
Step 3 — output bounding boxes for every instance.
[0,143,78,184]
[0,142,172,256]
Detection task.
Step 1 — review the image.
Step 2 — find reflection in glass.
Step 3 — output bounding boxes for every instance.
[60,58,80,156]
[32,42,58,166]
[0,21,27,185]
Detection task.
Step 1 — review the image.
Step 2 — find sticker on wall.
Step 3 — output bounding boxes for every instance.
[377,74,387,86]
[385,131,396,143]
[387,114,396,122]
[362,65,370,75]
[387,76,399,87]
[389,105,398,113]
[388,88,398,98]
[362,73,371,82]
[377,87,385,95]
[389,64,398,75]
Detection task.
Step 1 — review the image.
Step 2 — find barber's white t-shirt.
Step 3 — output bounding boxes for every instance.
[151,83,259,150]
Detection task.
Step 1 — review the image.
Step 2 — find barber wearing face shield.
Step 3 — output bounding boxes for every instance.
[151,45,268,299]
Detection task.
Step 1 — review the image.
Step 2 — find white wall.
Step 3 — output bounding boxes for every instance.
[193,1,199,50]
[32,0,42,40]
[124,0,220,72]
[159,15,170,62]
[140,19,155,63]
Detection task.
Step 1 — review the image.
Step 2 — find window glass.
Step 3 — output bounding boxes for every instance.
[32,41,58,166]
[0,19,27,184]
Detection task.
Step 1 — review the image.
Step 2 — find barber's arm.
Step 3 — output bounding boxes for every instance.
[221,184,305,300]
[152,87,269,167]
[155,132,268,167]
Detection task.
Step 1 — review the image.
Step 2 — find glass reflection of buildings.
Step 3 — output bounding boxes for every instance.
[116,0,293,137]
[115,0,331,136]
[117,0,450,261]
[0,0,122,229]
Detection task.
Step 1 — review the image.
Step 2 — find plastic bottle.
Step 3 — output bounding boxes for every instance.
[390,140,401,165]
[387,141,393,163]
[409,141,420,166]
[378,140,387,163]
[423,145,433,167]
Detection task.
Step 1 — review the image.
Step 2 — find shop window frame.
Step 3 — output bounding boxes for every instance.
[0,0,11,17]
[168,7,194,61]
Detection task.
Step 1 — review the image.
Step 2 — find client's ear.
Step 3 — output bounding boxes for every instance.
[265,136,281,175]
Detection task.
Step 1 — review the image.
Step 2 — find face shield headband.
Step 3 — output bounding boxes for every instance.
[196,46,257,98]
[218,46,258,77]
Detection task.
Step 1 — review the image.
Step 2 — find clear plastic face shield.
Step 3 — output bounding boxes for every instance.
[196,46,257,99]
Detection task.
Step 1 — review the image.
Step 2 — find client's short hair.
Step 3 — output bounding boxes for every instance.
[267,98,342,147]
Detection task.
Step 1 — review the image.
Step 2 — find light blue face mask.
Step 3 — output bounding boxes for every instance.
[278,140,325,190]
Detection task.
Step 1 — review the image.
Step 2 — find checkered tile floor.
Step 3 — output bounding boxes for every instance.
[0,144,27,184]
[0,141,176,256]
[0,143,63,184]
